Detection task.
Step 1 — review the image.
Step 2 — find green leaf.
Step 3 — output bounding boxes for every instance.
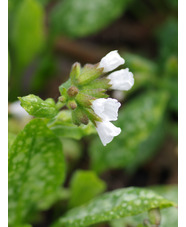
[156,18,178,63]
[122,52,158,93]
[11,0,45,70]
[8,132,17,150]
[52,187,175,227]
[111,185,178,227]
[19,95,58,118]
[161,77,178,112]
[49,110,96,140]
[69,170,106,208]
[36,0,50,6]
[50,0,132,38]
[30,52,57,92]
[8,119,65,225]
[89,91,169,174]
[8,51,11,78]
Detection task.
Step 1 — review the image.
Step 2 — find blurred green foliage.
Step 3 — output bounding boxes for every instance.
[68,170,106,208]
[50,0,132,38]
[8,0,178,226]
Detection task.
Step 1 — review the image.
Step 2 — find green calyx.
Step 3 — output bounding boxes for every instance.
[72,107,89,126]
[58,62,110,126]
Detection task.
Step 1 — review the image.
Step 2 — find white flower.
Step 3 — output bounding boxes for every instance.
[91,98,121,121]
[107,68,134,91]
[9,101,30,119]
[98,50,125,73]
[91,98,121,146]
[95,121,121,146]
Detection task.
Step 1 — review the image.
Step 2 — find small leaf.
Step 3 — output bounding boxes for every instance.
[69,170,106,208]
[19,95,58,118]
[50,0,132,38]
[8,119,65,225]
[52,187,175,227]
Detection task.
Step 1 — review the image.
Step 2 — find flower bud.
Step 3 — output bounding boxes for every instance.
[58,96,66,103]
[72,107,89,126]
[68,100,77,110]
[67,86,79,97]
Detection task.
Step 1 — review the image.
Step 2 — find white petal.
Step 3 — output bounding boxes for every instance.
[107,68,134,91]
[98,50,125,73]
[9,101,30,118]
[96,121,121,146]
[92,98,121,121]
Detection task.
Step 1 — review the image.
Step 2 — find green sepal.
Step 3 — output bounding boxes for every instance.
[70,62,81,85]
[83,77,111,90]
[72,107,89,126]
[84,108,102,125]
[59,79,71,96]
[77,64,103,86]
[18,95,58,118]
[80,88,108,98]
[75,93,95,107]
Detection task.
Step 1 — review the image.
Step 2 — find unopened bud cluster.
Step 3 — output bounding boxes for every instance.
[58,50,134,146]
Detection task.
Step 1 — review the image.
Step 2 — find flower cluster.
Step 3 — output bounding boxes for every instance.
[59,50,134,146]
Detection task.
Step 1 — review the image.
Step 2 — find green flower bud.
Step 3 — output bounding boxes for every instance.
[68,100,77,110]
[71,107,89,126]
[58,96,66,103]
[67,86,79,97]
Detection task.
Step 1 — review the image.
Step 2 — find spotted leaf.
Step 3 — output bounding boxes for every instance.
[52,187,175,227]
[8,119,65,225]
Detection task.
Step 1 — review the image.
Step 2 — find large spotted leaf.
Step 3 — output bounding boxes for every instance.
[8,119,65,225]
[52,187,175,227]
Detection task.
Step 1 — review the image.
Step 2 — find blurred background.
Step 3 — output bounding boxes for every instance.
[8,0,178,226]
